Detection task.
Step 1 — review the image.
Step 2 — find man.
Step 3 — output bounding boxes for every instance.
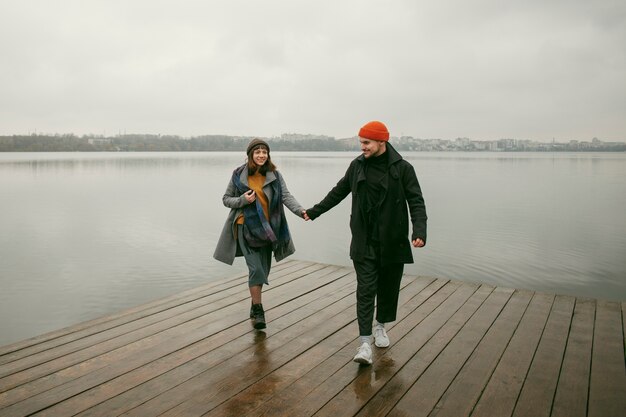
[304,120,427,365]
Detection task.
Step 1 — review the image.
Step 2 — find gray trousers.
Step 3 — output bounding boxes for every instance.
[238,225,272,287]
[352,244,404,336]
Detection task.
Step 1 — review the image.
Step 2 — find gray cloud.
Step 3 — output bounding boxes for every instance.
[0,0,624,141]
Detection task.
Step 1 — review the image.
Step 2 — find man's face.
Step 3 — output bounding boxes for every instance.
[360,137,386,158]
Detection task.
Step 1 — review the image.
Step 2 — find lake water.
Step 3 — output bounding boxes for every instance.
[1,151,625,346]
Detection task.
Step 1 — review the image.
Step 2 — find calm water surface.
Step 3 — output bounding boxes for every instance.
[1,151,625,346]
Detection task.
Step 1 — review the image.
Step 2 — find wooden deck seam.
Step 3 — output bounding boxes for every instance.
[512,295,576,417]
[507,293,557,417]
[551,297,595,417]
[547,296,580,417]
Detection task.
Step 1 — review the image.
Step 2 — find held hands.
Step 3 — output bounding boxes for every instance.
[244,190,256,204]
[302,206,422,247]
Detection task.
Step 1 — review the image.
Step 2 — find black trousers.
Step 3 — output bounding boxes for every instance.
[352,244,404,336]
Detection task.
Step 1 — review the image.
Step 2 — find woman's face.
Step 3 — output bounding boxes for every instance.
[252,147,268,166]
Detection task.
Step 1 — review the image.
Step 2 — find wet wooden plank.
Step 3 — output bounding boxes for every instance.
[470,292,555,417]
[623,302,626,352]
[622,302,626,353]
[588,300,626,417]
[512,295,576,417]
[426,290,534,417]
[551,298,595,417]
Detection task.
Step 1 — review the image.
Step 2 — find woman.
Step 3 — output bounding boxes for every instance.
[214,138,305,329]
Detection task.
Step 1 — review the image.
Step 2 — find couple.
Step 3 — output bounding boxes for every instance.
[213,120,427,365]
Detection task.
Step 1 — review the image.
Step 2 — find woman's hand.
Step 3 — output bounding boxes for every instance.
[412,238,425,248]
[244,190,256,203]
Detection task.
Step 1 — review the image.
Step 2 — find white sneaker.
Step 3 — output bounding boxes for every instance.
[353,342,373,365]
[374,325,390,348]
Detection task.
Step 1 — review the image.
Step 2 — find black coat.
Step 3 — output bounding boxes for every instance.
[306,143,427,265]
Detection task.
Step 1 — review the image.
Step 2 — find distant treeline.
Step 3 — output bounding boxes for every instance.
[0,134,359,152]
[2,133,625,152]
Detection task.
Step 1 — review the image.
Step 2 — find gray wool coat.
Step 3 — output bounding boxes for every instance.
[213,168,305,265]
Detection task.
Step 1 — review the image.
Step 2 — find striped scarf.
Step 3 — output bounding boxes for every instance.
[232,165,290,248]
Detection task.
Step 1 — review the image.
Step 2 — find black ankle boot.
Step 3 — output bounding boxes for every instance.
[251,303,266,329]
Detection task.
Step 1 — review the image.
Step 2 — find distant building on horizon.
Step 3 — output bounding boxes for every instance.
[279,133,335,141]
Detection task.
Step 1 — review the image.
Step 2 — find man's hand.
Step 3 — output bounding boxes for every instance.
[412,238,425,248]
[302,210,310,221]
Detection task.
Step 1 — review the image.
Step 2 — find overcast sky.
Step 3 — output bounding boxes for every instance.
[1,0,624,141]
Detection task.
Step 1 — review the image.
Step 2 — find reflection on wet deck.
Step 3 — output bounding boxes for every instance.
[0,260,624,416]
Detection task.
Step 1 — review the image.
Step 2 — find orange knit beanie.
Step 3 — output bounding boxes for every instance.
[358,121,389,141]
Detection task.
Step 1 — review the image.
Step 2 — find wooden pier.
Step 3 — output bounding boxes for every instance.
[0,260,624,416]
